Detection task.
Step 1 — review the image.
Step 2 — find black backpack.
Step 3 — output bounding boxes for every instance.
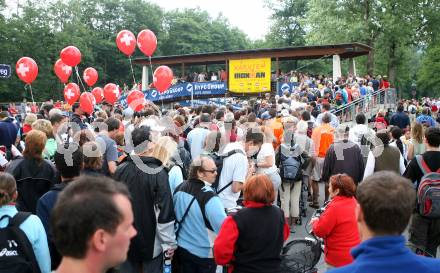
[0,212,41,273]
[279,140,302,182]
[210,149,244,194]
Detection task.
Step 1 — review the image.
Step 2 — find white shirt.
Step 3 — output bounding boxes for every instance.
[349,124,375,147]
[218,142,248,209]
[256,143,277,175]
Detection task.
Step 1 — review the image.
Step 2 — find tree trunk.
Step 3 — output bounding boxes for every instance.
[364,0,374,75]
[388,41,397,84]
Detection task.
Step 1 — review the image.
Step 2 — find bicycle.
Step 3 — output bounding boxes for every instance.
[280,203,329,273]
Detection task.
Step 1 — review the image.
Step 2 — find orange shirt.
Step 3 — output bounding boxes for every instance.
[311,123,334,158]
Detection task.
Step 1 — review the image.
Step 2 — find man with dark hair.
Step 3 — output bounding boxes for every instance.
[349,113,375,163]
[173,156,226,273]
[96,117,120,176]
[390,103,410,129]
[404,127,440,257]
[70,102,87,131]
[114,126,176,273]
[187,113,211,158]
[37,142,83,269]
[315,102,339,128]
[244,129,264,157]
[51,176,137,273]
[330,171,440,273]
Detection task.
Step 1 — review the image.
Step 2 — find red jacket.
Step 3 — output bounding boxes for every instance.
[214,201,290,273]
[312,196,360,267]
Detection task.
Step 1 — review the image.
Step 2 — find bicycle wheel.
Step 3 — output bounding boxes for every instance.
[280,238,322,273]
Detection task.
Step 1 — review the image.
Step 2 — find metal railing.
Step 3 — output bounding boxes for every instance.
[330,88,397,124]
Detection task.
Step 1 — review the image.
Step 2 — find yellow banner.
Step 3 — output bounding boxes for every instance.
[229,58,271,93]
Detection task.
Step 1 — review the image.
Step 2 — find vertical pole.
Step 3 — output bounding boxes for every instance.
[333,55,342,83]
[276,58,279,97]
[181,63,185,80]
[142,66,148,92]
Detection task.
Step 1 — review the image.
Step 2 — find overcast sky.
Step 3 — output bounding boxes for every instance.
[147,0,272,40]
[5,0,272,40]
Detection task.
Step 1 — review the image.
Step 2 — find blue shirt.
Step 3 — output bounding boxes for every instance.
[0,205,51,273]
[329,236,440,273]
[186,127,210,159]
[0,118,19,148]
[169,165,184,194]
[390,112,410,129]
[416,115,436,127]
[173,186,226,258]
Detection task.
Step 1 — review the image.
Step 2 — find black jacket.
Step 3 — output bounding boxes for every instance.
[114,155,176,262]
[5,157,59,213]
[322,140,365,184]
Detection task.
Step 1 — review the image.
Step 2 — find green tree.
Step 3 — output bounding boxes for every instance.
[417,44,440,98]
[264,0,308,47]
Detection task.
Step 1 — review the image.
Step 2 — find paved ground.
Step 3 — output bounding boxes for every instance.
[286,183,440,273]
[285,183,326,273]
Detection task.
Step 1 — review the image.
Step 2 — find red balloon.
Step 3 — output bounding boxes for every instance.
[92,87,104,104]
[16,57,38,84]
[153,66,173,93]
[103,83,120,104]
[83,67,98,87]
[64,83,80,105]
[116,30,136,56]
[127,90,145,111]
[79,92,96,114]
[60,46,81,67]
[54,59,72,83]
[137,29,157,57]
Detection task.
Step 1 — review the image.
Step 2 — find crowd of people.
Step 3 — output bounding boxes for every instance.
[0,72,440,273]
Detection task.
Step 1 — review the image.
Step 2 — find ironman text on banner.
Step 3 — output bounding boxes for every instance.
[228,58,271,93]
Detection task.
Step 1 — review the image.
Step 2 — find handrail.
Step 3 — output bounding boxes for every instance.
[330,88,395,115]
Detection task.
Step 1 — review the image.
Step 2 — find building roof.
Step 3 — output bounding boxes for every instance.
[133,42,371,66]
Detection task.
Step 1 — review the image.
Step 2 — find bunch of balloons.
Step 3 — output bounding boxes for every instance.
[116,29,174,110]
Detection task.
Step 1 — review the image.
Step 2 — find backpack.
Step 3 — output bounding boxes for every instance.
[210,149,244,194]
[279,141,302,182]
[306,121,314,138]
[0,212,41,273]
[415,155,440,219]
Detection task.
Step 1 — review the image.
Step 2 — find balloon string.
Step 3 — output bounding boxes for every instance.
[128,56,137,86]
[148,56,154,83]
[75,66,87,93]
[26,84,35,104]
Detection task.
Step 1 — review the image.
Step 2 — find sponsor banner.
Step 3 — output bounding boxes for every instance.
[277,82,300,95]
[146,81,227,102]
[118,81,227,106]
[229,58,271,93]
[179,99,242,110]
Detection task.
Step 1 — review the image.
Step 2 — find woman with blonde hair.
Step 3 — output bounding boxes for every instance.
[81,141,103,176]
[23,113,37,135]
[32,119,56,161]
[407,122,426,160]
[5,130,58,213]
[152,136,182,192]
[0,172,51,273]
